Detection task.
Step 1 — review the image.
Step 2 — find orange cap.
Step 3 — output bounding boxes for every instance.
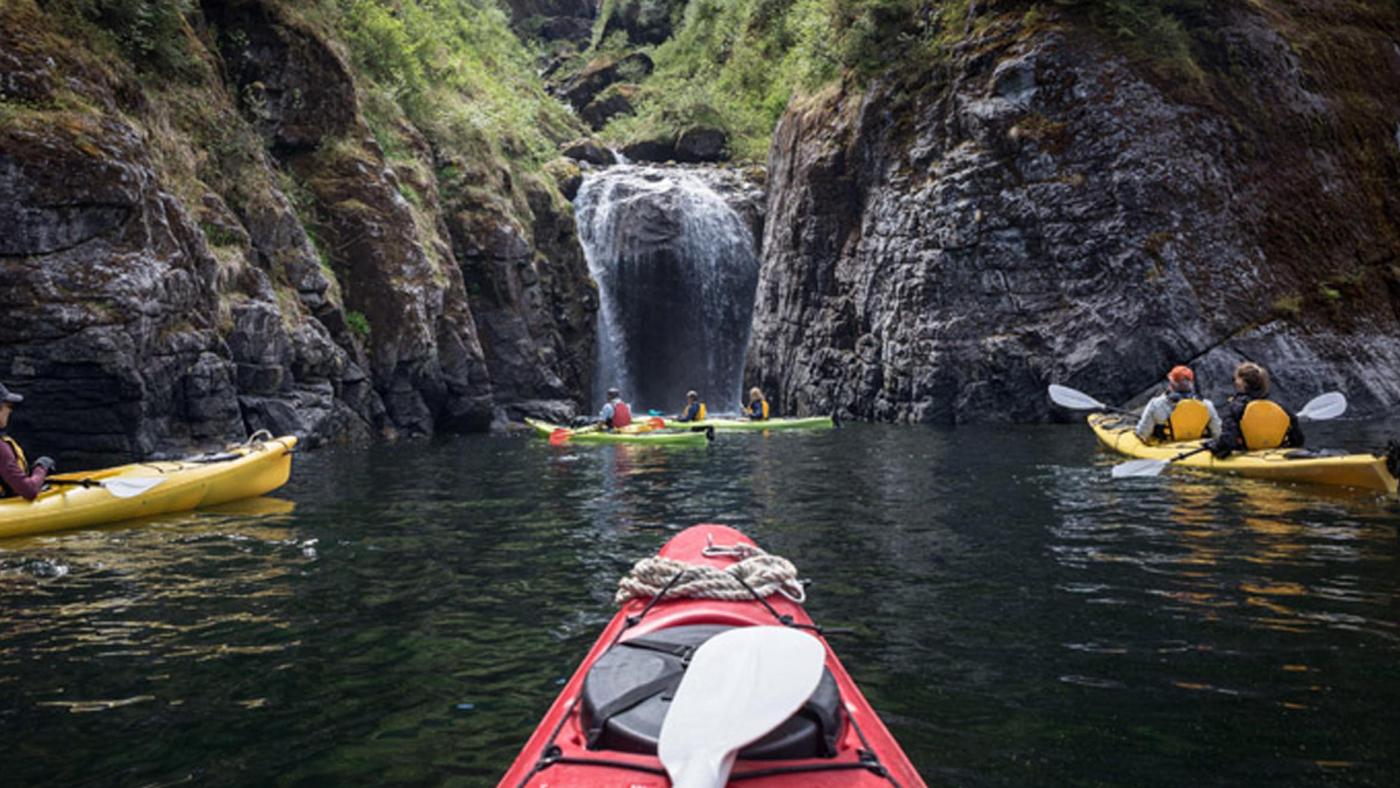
[1168,365,1194,384]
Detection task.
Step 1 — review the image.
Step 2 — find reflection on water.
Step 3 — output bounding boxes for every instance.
[1,426,1397,786]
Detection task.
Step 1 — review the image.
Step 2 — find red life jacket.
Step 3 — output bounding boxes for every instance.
[610,401,633,429]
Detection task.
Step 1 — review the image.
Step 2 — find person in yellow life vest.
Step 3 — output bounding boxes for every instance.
[0,382,56,500]
[1207,362,1304,458]
[1134,365,1221,443]
[744,387,770,421]
[676,390,707,422]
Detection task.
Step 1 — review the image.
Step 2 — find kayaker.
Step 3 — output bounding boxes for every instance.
[744,387,770,421]
[676,390,707,422]
[598,388,633,430]
[0,382,56,500]
[1207,362,1304,457]
[1134,365,1221,443]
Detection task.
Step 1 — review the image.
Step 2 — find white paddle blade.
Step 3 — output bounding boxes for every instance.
[102,477,165,499]
[1048,384,1108,411]
[1297,391,1347,421]
[1111,458,1170,479]
[658,626,825,788]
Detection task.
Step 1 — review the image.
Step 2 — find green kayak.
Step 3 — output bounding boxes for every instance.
[667,415,836,432]
[525,418,711,445]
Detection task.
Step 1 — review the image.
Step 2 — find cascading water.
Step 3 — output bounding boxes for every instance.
[574,164,762,414]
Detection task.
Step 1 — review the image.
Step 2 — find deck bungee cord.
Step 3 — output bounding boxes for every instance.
[512,536,903,787]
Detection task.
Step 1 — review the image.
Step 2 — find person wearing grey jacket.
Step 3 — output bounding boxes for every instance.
[1134,365,1221,443]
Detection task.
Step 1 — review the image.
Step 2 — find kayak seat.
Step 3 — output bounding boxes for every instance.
[580,624,844,759]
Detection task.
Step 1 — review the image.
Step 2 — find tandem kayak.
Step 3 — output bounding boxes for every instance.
[0,434,298,539]
[500,524,926,787]
[525,418,711,445]
[1089,413,1398,494]
[667,415,837,432]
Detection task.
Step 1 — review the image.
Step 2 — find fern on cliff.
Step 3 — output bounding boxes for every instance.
[325,0,576,167]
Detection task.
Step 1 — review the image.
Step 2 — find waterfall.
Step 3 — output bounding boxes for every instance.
[574,164,762,414]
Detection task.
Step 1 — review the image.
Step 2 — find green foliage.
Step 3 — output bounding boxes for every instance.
[345,309,372,338]
[325,0,576,169]
[600,0,936,161]
[200,222,242,248]
[66,0,196,78]
[1048,0,1208,78]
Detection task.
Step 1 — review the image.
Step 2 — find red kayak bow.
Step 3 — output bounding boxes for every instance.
[499,524,926,787]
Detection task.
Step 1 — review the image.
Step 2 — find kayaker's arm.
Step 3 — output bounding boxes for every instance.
[0,439,48,500]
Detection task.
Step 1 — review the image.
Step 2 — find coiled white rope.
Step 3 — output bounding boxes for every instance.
[614,537,806,605]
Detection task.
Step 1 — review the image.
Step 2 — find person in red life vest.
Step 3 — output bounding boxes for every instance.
[0,382,56,500]
[1134,364,1221,443]
[744,387,770,421]
[1206,361,1304,458]
[598,387,633,430]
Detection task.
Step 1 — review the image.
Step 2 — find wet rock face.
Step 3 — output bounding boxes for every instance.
[1,0,597,463]
[747,11,1400,422]
[0,4,378,465]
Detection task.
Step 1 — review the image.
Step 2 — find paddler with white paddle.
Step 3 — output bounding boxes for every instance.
[0,381,56,500]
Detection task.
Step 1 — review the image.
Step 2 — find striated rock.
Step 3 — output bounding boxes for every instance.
[2,0,598,463]
[443,170,596,422]
[208,0,497,435]
[747,8,1400,422]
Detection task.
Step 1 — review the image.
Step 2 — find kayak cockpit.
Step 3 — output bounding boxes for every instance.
[581,623,844,759]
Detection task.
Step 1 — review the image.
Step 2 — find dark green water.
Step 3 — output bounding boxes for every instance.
[3,423,1398,787]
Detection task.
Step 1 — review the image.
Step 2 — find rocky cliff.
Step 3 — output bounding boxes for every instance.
[0,0,594,466]
[746,2,1400,421]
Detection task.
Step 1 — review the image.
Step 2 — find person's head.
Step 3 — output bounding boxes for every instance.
[606,387,621,402]
[1167,365,1195,393]
[0,382,22,430]
[686,390,698,403]
[749,387,763,402]
[1233,362,1269,396]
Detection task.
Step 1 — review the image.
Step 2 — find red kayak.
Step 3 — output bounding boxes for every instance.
[499,524,926,787]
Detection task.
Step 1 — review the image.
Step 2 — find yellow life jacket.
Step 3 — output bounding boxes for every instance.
[697,403,707,420]
[1240,399,1290,450]
[1,435,28,498]
[1166,399,1210,441]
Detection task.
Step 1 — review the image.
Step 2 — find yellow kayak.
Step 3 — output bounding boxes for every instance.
[1088,414,1397,494]
[0,435,297,539]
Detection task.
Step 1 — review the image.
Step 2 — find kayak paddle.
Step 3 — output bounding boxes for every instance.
[48,476,165,499]
[1048,384,1133,415]
[548,428,571,446]
[657,626,825,788]
[1111,391,1349,479]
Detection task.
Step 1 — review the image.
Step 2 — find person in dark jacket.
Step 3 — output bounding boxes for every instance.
[676,390,706,423]
[1207,362,1303,458]
[0,382,56,500]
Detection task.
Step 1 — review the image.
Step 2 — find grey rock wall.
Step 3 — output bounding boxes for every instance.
[747,9,1400,422]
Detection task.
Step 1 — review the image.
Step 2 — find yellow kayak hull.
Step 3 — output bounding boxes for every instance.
[0,436,298,539]
[1088,414,1396,494]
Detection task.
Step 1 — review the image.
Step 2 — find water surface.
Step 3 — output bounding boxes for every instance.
[3,423,1397,786]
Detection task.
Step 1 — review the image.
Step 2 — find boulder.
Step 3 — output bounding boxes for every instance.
[674,125,728,163]
[562,138,618,166]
